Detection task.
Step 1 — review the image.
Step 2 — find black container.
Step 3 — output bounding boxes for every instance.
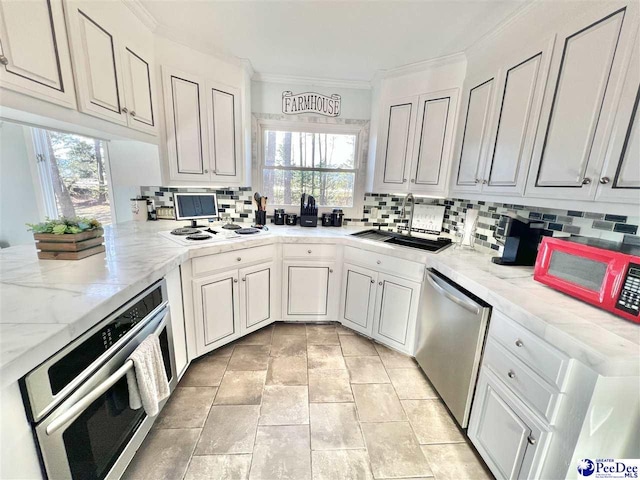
[321,213,333,226]
[285,214,298,226]
[255,210,267,226]
[331,209,344,227]
[300,215,318,227]
[274,209,285,225]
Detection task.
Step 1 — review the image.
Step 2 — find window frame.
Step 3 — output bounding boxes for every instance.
[255,119,365,217]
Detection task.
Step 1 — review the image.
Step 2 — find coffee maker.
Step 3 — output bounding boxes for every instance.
[491,213,548,266]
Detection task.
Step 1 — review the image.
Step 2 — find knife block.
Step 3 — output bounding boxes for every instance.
[300,215,318,227]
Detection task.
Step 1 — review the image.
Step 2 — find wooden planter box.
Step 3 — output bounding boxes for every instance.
[34,228,105,260]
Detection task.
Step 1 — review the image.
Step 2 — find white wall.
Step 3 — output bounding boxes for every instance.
[107,140,162,223]
[251,80,371,120]
[0,122,41,247]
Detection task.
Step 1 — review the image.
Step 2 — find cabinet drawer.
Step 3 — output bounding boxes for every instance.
[490,311,570,391]
[283,244,336,259]
[483,339,561,424]
[344,246,424,282]
[192,245,276,277]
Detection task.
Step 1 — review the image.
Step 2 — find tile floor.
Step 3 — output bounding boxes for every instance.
[123,322,493,480]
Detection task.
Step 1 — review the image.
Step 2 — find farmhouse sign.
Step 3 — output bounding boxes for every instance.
[282,91,341,117]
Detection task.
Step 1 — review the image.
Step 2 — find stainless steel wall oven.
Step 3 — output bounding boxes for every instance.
[20,280,177,480]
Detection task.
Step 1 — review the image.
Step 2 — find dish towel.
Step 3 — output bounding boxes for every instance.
[125,334,170,417]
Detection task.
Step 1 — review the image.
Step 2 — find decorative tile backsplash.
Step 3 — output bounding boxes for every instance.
[140,186,639,254]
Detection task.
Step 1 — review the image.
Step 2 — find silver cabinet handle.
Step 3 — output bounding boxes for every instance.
[410,179,415,183]
[307,250,312,254]
[242,277,246,282]
[515,339,523,347]
[233,278,238,283]
[370,279,375,284]
[130,110,136,117]
[482,179,488,184]
[507,370,516,379]
[475,178,480,183]
[121,107,128,114]
[376,260,381,265]
[599,177,610,184]
[329,269,334,273]
[236,257,241,262]
[425,271,481,315]
[0,55,8,66]
[403,178,407,182]
[379,281,383,286]
[527,435,536,445]
[582,177,591,185]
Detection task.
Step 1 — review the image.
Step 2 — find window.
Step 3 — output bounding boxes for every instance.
[260,122,361,209]
[31,128,113,224]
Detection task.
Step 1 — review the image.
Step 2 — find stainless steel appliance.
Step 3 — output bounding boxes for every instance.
[21,280,177,480]
[415,269,491,428]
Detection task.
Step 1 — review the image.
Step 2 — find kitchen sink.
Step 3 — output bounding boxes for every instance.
[351,229,451,253]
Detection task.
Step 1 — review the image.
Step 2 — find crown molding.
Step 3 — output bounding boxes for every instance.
[465,0,540,55]
[252,72,371,90]
[123,0,159,32]
[375,52,467,80]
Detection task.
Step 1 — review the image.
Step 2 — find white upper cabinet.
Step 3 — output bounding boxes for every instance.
[481,38,555,196]
[64,0,157,132]
[526,3,639,200]
[0,0,76,108]
[163,67,209,181]
[206,81,243,185]
[596,31,640,203]
[372,89,459,195]
[376,96,417,187]
[453,73,497,193]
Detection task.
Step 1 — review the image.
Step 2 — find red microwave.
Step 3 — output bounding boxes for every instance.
[534,236,640,323]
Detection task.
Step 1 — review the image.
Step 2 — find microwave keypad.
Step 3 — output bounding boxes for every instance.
[616,263,640,316]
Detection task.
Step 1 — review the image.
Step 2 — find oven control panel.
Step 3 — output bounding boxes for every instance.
[616,263,640,316]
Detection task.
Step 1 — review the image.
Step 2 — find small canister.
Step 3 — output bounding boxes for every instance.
[274,209,285,225]
[331,209,344,227]
[321,213,333,226]
[131,197,148,222]
[285,214,298,226]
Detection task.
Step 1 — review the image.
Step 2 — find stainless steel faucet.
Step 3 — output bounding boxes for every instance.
[400,193,415,236]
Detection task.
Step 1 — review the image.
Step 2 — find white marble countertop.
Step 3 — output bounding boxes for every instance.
[1,220,638,387]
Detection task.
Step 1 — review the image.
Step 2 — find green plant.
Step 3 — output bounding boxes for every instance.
[27,217,102,235]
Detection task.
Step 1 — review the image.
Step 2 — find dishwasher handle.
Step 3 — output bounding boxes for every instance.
[425,271,480,315]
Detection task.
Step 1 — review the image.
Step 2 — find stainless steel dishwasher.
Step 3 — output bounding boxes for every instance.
[415,268,491,428]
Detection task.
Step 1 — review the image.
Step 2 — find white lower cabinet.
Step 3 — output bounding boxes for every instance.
[192,260,278,356]
[469,369,550,480]
[283,261,338,321]
[340,263,378,335]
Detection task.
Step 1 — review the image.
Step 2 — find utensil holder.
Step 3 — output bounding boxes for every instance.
[255,210,266,226]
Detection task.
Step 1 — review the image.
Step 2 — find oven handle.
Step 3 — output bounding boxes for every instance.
[45,307,170,436]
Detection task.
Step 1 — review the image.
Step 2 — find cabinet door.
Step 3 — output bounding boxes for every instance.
[163,67,210,182]
[64,2,127,124]
[376,95,417,189]
[453,74,497,193]
[283,261,337,321]
[469,370,550,480]
[372,273,420,354]
[410,89,459,196]
[597,34,640,203]
[0,0,76,108]
[192,270,240,355]
[122,46,155,135]
[239,262,276,334]
[482,38,554,196]
[207,81,243,185]
[527,4,639,200]
[340,263,377,336]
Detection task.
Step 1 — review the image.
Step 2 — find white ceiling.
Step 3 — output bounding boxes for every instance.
[140,0,529,82]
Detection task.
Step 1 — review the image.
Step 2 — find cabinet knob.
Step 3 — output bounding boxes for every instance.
[242,277,246,282]
[121,107,128,114]
[0,55,8,66]
[370,279,375,284]
[329,269,334,273]
[130,110,136,117]
[507,370,516,379]
[482,179,488,184]
[307,250,312,254]
[599,177,610,184]
[475,178,480,184]
[527,435,536,445]
[410,179,415,183]
[515,339,523,348]
[236,257,241,262]
[582,177,591,185]
[233,278,238,283]
[379,281,383,286]
[376,260,381,265]
[403,178,407,182]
